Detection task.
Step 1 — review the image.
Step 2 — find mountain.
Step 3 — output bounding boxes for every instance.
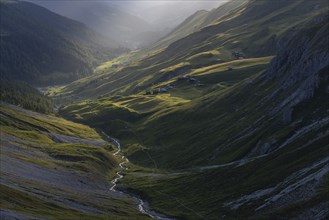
[57,0,329,219]
[136,1,223,29]
[1,0,329,219]
[0,0,126,86]
[25,0,168,49]
[162,0,327,59]
[145,0,247,53]
[56,0,327,100]
[27,1,226,49]
[71,3,163,49]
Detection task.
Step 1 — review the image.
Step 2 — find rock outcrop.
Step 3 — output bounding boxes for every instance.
[266,17,329,123]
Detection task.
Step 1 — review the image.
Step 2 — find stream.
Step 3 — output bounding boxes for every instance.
[102,132,175,220]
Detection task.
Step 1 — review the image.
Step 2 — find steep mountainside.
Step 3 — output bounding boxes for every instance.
[51,2,157,49]
[61,17,328,220]
[162,0,327,58]
[58,1,329,219]
[0,103,150,219]
[0,80,53,114]
[133,19,329,168]
[145,0,247,53]
[120,20,328,219]
[55,0,327,100]
[60,18,329,169]
[0,0,125,86]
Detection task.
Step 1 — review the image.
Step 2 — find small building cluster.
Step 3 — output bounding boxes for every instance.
[177,75,196,83]
[232,51,246,60]
[145,83,175,95]
[177,75,204,87]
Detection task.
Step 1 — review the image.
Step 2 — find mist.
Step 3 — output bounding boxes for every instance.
[116,1,228,26]
[26,0,227,48]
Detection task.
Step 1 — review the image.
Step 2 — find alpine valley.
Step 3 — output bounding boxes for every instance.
[0,0,328,219]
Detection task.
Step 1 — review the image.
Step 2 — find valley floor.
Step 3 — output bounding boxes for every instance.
[1,102,328,220]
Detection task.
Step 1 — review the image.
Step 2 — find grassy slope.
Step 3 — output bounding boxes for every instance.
[58,1,329,218]
[0,104,148,219]
[122,139,329,219]
[59,56,272,138]
[60,56,329,218]
[48,1,245,99]
[131,0,248,57]
[54,0,327,101]
[122,20,329,219]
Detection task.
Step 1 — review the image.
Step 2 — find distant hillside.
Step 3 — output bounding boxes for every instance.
[146,0,246,52]
[24,0,166,49]
[57,0,327,100]
[162,0,328,59]
[53,2,156,49]
[0,0,126,86]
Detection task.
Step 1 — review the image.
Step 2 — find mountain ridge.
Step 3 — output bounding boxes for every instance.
[24,0,173,49]
[0,0,126,86]
[54,0,327,101]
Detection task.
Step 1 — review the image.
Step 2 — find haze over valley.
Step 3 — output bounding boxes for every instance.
[0,0,328,219]
[27,0,226,48]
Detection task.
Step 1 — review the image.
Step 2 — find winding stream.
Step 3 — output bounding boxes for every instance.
[102,132,174,220]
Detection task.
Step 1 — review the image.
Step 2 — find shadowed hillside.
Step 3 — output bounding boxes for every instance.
[0,103,150,219]
[0,80,53,113]
[0,0,126,86]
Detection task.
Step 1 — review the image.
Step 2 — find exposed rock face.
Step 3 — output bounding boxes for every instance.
[266,18,329,123]
[242,18,329,159]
